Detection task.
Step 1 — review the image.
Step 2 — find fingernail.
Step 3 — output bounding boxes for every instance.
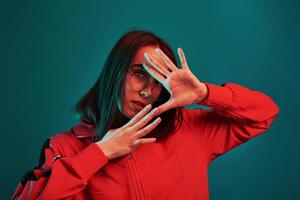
[142,63,147,67]
[152,108,158,112]
[146,104,151,109]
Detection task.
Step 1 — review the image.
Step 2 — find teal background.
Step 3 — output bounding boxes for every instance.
[1,0,299,199]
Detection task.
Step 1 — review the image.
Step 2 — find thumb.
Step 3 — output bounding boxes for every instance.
[155,100,175,116]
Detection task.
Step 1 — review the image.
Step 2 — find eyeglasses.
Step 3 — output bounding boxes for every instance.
[127,66,164,100]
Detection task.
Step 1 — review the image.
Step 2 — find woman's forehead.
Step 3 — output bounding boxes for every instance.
[131,45,164,66]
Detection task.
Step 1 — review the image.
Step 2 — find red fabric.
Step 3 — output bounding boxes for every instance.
[12,82,279,200]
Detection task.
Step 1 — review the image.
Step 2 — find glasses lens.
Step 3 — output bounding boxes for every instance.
[129,72,164,101]
[129,72,144,90]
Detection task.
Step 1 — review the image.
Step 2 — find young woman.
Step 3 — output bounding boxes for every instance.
[13,30,279,200]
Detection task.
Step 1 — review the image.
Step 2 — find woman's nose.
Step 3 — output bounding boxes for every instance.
[140,85,153,97]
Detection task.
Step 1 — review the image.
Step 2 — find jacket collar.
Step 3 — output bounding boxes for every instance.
[71,120,97,138]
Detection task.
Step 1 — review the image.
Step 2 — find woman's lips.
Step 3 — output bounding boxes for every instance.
[133,100,147,107]
[132,101,145,110]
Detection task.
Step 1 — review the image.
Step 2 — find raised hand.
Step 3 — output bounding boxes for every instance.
[96,104,160,160]
[143,47,208,116]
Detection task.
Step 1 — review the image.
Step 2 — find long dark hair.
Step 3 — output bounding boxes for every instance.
[73,30,183,142]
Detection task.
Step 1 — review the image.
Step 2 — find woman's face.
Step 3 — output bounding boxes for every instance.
[118,45,166,118]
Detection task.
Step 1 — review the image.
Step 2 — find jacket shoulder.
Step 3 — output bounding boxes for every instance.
[49,131,89,157]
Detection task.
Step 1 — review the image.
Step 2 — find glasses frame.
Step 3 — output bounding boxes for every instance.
[127,67,164,101]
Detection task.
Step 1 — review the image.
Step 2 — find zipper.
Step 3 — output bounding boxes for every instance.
[128,152,132,160]
[126,151,146,199]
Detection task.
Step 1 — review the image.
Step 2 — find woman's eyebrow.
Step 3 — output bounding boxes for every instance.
[132,63,143,68]
[131,64,145,70]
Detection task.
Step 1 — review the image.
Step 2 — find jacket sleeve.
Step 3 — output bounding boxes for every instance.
[12,137,109,200]
[189,82,279,162]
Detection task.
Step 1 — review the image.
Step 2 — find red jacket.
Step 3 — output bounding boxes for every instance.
[12,82,279,200]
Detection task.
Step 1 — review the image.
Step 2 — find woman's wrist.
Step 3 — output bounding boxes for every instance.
[96,141,115,160]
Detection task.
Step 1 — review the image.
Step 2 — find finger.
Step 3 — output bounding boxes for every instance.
[177,47,189,69]
[135,117,161,139]
[131,107,160,131]
[142,63,165,83]
[132,137,157,148]
[126,104,152,127]
[144,52,170,77]
[154,100,174,117]
[155,48,178,71]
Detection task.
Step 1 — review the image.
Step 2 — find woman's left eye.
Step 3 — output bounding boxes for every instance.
[134,71,146,77]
